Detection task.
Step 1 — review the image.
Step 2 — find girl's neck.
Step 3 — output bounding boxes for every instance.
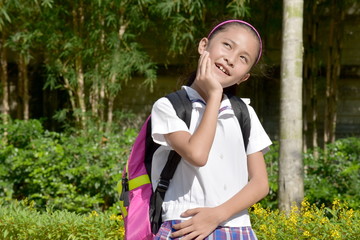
[190,83,208,102]
[189,83,224,103]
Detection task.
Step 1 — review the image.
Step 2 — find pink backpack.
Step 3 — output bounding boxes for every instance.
[117,89,250,239]
[118,89,192,240]
[118,116,154,239]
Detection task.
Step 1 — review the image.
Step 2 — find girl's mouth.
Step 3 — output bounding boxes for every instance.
[215,63,230,76]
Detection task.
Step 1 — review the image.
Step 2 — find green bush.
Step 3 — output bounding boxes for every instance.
[305,137,360,209]
[1,117,359,214]
[0,200,124,240]
[2,119,44,148]
[261,138,360,210]
[0,118,138,213]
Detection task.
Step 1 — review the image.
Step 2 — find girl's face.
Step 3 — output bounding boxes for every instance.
[198,25,260,88]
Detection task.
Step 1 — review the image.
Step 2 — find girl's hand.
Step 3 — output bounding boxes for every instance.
[171,207,223,240]
[195,51,223,100]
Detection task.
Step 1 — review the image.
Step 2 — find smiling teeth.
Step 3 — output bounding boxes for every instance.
[218,65,228,74]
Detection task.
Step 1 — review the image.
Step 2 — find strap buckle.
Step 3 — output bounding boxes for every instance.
[156,178,170,192]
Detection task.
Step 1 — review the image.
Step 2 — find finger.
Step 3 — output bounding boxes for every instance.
[204,54,212,77]
[181,208,200,218]
[199,51,209,77]
[171,225,193,238]
[196,52,205,78]
[172,218,191,230]
[196,54,204,77]
[182,231,201,240]
[198,51,207,68]
[195,234,208,240]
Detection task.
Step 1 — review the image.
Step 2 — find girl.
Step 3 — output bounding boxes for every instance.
[151,20,272,240]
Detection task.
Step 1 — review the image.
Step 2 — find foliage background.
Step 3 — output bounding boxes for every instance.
[0,118,359,213]
[0,116,138,213]
[0,0,359,238]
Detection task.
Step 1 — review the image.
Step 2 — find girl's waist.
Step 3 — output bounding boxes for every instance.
[162,202,251,227]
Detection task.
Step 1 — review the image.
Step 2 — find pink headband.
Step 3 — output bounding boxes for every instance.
[207,20,262,65]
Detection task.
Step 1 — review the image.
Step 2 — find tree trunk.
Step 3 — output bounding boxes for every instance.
[90,74,99,119]
[90,14,106,128]
[278,0,304,214]
[75,56,86,129]
[0,37,10,124]
[303,44,309,152]
[309,5,319,159]
[72,0,86,129]
[304,0,319,157]
[63,74,80,124]
[324,1,343,148]
[106,74,116,133]
[18,55,30,120]
[105,22,128,132]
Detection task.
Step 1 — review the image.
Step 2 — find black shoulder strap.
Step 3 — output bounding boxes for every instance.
[166,88,192,127]
[144,89,192,177]
[227,94,251,151]
[159,89,192,181]
[150,88,192,234]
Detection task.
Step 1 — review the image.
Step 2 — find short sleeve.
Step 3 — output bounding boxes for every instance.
[151,97,190,147]
[246,106,272,155]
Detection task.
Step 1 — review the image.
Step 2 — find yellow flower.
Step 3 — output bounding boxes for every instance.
[332,199,341,210]
[320,217,329,225]
[303,211,313,219]
[301,199,310,210]
[332,199,340,206]
[252,203,266,216]
[345,209,354,219]
[259,224,267,231]
[288,205,299,225]
[330,229,340,239]
[303,231,311,237]
[118,227,125,238]
[110,214,124,222]
[89,210,99,217]
[289,215,298,225]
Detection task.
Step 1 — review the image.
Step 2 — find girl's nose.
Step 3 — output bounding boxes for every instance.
[224,55,235,68]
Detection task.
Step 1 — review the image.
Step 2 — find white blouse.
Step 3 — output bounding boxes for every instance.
[151,86,272,227]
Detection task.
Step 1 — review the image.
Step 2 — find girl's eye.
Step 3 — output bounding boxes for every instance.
[223,42,231,48]
[240,56,248,63]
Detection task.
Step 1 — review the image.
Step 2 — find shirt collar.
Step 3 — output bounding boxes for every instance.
[182,86,233,115]
[182,86,251,115]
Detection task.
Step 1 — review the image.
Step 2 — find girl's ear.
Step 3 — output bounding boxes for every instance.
[237,73,250,85]
[198,38,208,55]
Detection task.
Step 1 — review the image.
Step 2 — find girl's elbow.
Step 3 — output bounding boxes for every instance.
[251,176,269,199]
[193,160,207,167]
[187,151,209,167]
[260,180,270,198]
[263,185,270,198]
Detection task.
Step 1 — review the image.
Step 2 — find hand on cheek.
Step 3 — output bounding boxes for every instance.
[196,51,223,99]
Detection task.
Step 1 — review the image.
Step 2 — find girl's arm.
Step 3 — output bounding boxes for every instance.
[165,51,223,167]
[171,151,269,240]
[164,95,220,167]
